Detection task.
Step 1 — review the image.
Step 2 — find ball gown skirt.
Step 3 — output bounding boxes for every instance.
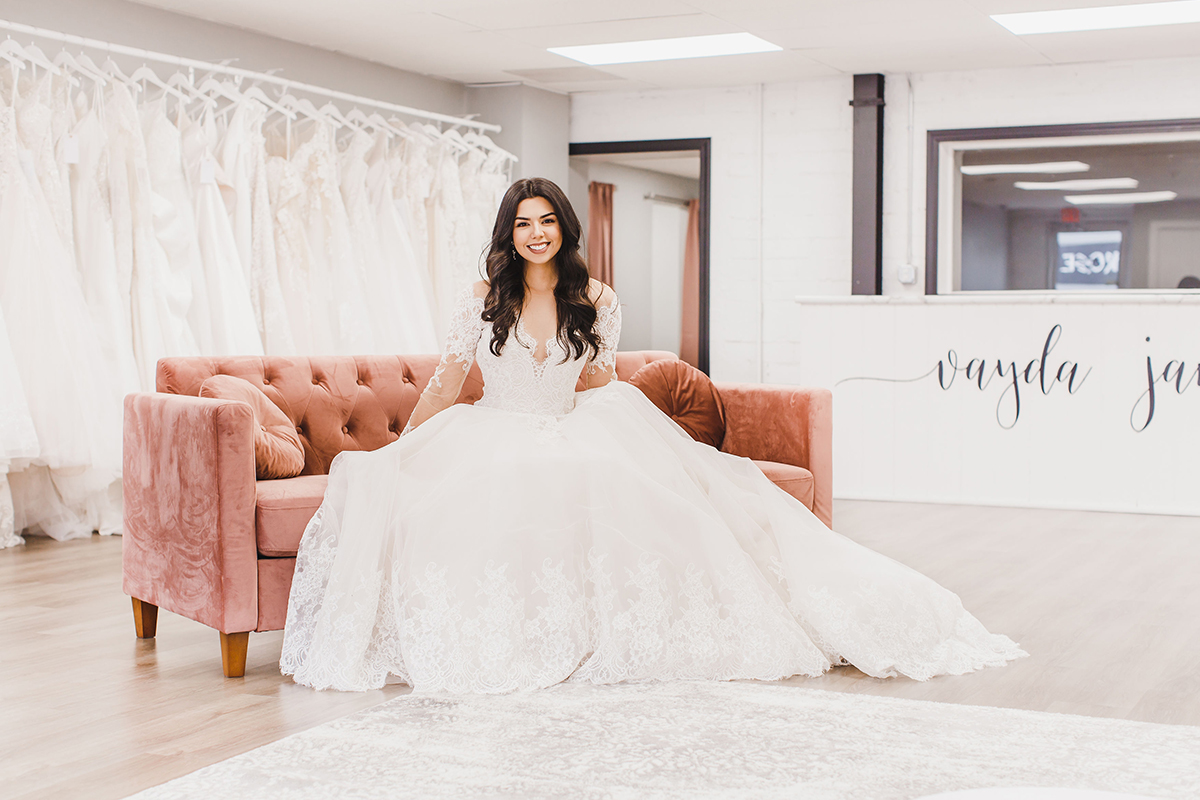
[280,380,1025,694]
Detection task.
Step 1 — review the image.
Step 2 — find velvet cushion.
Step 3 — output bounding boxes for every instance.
[753,460,815,511]
[628,359,726,448]
[255,474,327,557]
[199,375,306,480]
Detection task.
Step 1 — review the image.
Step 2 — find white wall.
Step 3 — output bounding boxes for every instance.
[466,84,570,190]
[793,295,1200,516]
[572,56,1200,513]
[5,0,469,117]
[571,78,854,382]
[885,58,1200,296]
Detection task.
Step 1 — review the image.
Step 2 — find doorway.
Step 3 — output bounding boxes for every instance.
[568,139,711,374]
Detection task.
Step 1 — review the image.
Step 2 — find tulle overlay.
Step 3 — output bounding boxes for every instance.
[281,381,1025,693]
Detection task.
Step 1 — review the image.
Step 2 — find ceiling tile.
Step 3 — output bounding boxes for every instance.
[598,49,839,89]
[496,14,735,48]
[119,0,1200,92]
[431,0,700,31]
[1016,23,1200,64]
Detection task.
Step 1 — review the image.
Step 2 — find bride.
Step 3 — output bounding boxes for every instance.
[280,178,1025,693]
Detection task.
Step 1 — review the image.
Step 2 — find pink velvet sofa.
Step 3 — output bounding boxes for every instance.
[122,351,832,678]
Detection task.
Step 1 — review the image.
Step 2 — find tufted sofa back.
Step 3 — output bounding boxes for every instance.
[158,351,675,476]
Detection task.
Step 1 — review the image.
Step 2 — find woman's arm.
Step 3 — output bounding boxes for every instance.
[585,283,621,389]
[403,282,488,433]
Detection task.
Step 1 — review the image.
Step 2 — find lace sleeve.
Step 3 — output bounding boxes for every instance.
[403,286,486,433]
[586,293,621,389]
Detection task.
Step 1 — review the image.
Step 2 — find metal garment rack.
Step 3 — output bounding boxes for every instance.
[643,192,693,208]
[0,17,501,133]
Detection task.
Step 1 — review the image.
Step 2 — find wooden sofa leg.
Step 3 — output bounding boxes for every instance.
[220,631,251,678]
[131,597,159,639]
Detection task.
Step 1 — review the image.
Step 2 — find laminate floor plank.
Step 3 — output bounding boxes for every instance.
[3,499,1198,799]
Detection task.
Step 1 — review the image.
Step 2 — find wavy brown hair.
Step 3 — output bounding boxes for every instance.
[481,178,601,362]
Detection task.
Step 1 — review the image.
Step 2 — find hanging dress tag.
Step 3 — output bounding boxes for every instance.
[63,135,80,165]
[200,155,217,185]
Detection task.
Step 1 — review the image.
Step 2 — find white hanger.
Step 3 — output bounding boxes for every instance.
[76,53,112,86]
[0,39,69,82]
[102,57,142,92]
[0,48,25,73]
[277,93,340,128]
[130,64,190,104]
[165,71,217,109]
[55,50,107,86]
[318,102,366,133]
[367,112,413,140]
[390,117,436,145]
[240,85,297,120]
[463,131,518,163]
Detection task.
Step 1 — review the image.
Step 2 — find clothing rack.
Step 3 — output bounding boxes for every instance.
[0,17,502,133]
[643,192,692,208]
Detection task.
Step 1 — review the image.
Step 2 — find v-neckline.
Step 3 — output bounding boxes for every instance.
[515,317,555,366]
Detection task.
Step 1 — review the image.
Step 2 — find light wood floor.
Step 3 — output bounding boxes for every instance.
[2,500,1198,800]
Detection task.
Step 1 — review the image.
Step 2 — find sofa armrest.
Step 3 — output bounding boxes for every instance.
[122,392,259,633]
[715,382,833,529]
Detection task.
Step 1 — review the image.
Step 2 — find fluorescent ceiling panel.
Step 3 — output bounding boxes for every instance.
[1014,177,1139,190]
[1065,190,1178,204]
[992,0,1200,35]
[960,161,1090,175]
[548,33,781,66]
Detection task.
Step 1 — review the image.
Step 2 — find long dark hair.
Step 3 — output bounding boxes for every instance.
[481,178,601,362]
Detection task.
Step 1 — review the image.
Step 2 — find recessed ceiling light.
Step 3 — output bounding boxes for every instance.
[1065,191,1178,204]
[548,33,782,66]
[1015,178,1140,191]
[992,0,1200,35]
[961,161,1090,175]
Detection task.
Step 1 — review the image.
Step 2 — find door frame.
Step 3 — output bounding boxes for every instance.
[569,138,712,375]
[1148,219,1200,289]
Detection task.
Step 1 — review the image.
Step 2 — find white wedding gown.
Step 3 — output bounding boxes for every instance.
[281,288,1025,693]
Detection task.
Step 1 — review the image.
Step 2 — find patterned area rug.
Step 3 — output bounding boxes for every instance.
[127,682,1200,799]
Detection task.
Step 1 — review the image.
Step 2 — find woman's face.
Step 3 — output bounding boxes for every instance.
[512,196,562,267]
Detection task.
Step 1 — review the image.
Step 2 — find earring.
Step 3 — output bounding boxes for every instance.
[511,246,519,261]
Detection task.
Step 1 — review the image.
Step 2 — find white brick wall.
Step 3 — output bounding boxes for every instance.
[572,58,1200,510]
[572,56,1200,384]
[571,78,854,382]
[885,56,1200,297]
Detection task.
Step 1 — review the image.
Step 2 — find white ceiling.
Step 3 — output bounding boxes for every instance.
[128,0,1200,93]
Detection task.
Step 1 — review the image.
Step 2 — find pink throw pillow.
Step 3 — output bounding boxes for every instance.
[628,359,726,449]
[199,375,305,480]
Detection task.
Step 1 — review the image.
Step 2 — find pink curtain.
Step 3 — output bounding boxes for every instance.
[587,182,614,287]
[680,199,701,368]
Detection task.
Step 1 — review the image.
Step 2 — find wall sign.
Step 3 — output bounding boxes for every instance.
[788,302,1200,515]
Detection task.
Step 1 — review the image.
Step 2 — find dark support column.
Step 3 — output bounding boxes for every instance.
[850,74,885,295]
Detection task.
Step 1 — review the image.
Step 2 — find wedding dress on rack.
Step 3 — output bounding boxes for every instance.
[182,106,263,357]
[0,302,37,548]
[0,46,516,546]
[367,136,438,354]
[107,82,199,390]
[342,129,406,353]
[222,100,295,355]
[74,89,141,401]
[281,285,1026,694]
[141,98,215,356]
[265,144,324,355]
[292,120,374,355]
[1,91,122,539]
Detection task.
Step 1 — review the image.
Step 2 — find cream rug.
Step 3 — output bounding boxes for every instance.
[127,682,1200,799]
